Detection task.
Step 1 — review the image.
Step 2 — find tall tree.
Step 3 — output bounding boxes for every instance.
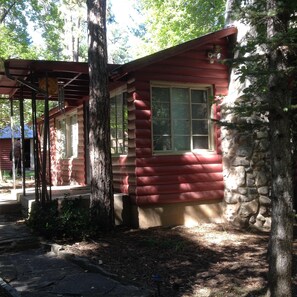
[139,0,225,52]
[60,0,88,61]
[225,0,296,296]
[87,0,114,231]
[30,0,64,60]
[0,0,67,60]
[0,0,39,59]
[266,1,295,295]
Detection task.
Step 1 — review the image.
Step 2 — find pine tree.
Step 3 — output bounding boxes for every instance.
[225,1,296,295]
[87,0,114,231]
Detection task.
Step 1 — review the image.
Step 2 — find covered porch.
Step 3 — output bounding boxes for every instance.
[0,59,120,205]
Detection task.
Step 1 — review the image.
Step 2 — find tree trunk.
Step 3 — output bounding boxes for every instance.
[87,0,114,231]
[268,104,294,297]
[267,1,294,296]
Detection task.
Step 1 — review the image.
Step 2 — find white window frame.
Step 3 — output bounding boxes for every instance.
[56,111,78,159]
[110,87,128,155]
[151,82,214,154]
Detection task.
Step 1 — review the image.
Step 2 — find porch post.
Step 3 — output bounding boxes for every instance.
[19,87,26,196]
[41,73,52,205]
[31,84,41,202]
[10,98,16,189]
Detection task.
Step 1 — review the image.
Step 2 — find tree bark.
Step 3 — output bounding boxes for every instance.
[87,0,114,231]
[267,1,294,296]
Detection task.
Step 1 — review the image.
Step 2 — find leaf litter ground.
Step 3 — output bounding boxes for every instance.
[63,223,297,297]
[0,182,295,296]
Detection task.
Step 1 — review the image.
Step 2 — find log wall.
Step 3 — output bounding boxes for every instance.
[124,38,229,205]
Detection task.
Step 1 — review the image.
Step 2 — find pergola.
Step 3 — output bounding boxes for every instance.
[0,59,119,204]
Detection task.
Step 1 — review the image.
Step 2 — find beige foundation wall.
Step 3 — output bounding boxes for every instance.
[115,196,226,229]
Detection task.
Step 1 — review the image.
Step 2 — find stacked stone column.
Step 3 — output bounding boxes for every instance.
[221,102,272,230]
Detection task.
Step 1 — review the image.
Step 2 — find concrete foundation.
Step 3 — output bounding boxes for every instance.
[16,186,225,229]
[130,200,225,229]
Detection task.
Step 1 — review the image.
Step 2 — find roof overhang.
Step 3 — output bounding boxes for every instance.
[110,26,238,80]
[0,59,120,104]
[0,27,237,103]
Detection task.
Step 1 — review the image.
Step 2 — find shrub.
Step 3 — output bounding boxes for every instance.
[59,197,90,240]
[27,197,90,241]
[27,200,61,239]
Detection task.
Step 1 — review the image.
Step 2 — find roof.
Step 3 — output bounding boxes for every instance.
[0,124,33,139]
[0,60,120,105]
[110,27,237,80]
[0,27,237,104]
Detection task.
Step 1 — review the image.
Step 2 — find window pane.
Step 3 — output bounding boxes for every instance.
[110,93,127,154]
[172,88,189,103]
[153,135,171,151]
[172,89,190,144]
[70,115,78,157]
[153,119,171,135]
[110,100,116,137]
[123,96,128,154]
[192,104,207,119]
[152,87,170,102]
[192,120,208,134]
[191,90,207,103]
[57,119,66,158]
[152,102,170,118]
[152,87,171,151]
[172,103,189,118]
[173,136,190,151]
[117,128,123,139]
[172,119,190,134]
[152,86,211,152]
[193,136,209,149]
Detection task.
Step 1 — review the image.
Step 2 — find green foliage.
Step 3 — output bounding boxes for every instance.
[0,99,57,131]
[139,0,226,52]
[59,197,90,239]
[27,197,90,240]
[0,1,31,58]
[0,0,64,60]
[29,0,65,60]
[27,200,61,239]
[0,25,38,59]
[224,0,297,127]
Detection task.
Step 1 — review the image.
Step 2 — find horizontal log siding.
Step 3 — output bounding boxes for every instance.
[130,38,229,205]
[50,106,86,186]
[112,155,134,194]
[0,139,12,171]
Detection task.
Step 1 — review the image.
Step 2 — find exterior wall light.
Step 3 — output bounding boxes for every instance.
[207,45,222,64]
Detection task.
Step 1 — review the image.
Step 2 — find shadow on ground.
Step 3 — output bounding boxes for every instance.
[60,223,297,297]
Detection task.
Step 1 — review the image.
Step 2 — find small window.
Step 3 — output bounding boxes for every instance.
[152,85,213,153]
[56,113,78,158]
[110,92,128,155]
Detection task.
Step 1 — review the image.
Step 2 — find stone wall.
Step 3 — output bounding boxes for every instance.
[221,2,274,231]
[221,101,272,231]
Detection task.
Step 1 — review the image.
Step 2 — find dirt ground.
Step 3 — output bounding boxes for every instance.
[1,182,296,297]
[62,223,297,297]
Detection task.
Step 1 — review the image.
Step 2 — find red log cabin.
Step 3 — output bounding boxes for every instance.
[0,125,33,173]
[1,27,237,227]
